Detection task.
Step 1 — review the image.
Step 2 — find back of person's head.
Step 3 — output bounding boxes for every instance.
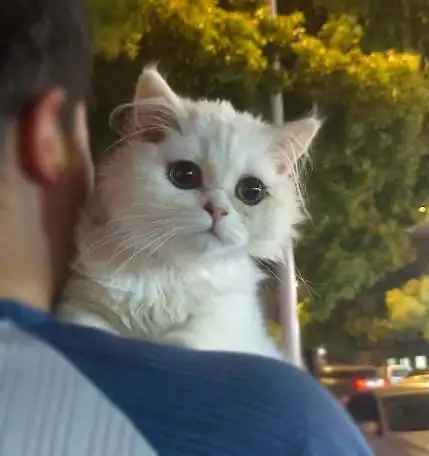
[0,0,94,310]
[0,0,92,138]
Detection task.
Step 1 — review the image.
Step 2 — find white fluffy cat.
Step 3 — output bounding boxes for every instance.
[59,66,320,359]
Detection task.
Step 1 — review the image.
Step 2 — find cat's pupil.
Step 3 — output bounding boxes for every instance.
[167,160,202,190]
[236,176,266,206]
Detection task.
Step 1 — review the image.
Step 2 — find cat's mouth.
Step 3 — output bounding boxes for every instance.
[207,227,222,241]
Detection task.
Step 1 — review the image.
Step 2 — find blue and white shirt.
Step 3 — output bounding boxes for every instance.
[0,299,372,456]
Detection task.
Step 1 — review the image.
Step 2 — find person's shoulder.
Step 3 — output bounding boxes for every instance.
[210,356,371,454]
[0,299,372,455]
[41,324,371,455]
[51,330,371,455]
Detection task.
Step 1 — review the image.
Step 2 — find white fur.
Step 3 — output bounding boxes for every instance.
[59,67,320,359]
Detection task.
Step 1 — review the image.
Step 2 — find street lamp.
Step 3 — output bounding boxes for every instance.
[267,0,302,367]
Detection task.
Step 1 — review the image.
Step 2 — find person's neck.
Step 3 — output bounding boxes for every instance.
[0,197,52,312]
[0,229,52,312]
[0,281,49,312]
[0,135,54,312]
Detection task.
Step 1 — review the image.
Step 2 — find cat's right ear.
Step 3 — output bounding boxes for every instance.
[134,65,182,110]
[109,65,183,143]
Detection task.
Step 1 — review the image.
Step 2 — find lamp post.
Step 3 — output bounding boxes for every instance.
[267,0,303,367]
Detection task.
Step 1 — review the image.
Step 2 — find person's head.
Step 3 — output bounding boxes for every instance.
[0,0,93,309]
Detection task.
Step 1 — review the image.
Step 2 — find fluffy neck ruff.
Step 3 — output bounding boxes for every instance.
[62,222,264,339]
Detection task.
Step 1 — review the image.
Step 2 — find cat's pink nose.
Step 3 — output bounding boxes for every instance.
[203,202,228,221]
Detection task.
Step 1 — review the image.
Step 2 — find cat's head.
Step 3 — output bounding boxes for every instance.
[93,66,320,266]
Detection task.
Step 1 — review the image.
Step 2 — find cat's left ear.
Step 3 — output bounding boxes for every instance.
[270,116,322,175]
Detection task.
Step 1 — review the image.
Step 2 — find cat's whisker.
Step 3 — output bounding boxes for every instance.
[147,230,178,256]
[255,259,285,286]
[268,267,284,286]
[111,207,180,219]
[108,211,206,233]
[296,268,319,298]
[148,220,170,227]
[72,233,124,269]
[138,230,173,254]
[109,214,172,226]
[112,229,177,274]
[103,201,148,221]
[101,130,150,155]
[108,243,148,276]
[104,234,148,267]
[101,200,179,221]
[257,257,319,300]
[104,230,163,268]
[83,230,126,254]
[103,137,129,155]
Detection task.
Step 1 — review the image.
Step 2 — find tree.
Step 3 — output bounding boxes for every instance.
[302,0,429,54]
[386,276,429,337]
[299,289,392,358]
[86,0,429,318]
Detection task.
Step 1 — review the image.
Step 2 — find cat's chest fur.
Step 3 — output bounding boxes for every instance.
[60,251,275,355]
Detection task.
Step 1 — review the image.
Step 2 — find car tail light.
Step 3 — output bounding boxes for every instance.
[353,377,385,391]
[353,378,369,391]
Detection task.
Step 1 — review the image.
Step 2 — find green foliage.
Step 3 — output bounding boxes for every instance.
[300,289,392,355]
[86,0,429,318]
[313,0,429,52]
[386,276,429,338]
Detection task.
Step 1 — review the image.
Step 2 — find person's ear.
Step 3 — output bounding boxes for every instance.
[18,88,69,186]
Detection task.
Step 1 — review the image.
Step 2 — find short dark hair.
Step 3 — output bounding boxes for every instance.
[0,0,92,132]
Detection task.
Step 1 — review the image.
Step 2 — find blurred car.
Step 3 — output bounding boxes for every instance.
[319,364,384,402]
[401,370,429,385]
[403,369,429,379]
[378,365,411,385]
[346,383,429,456]
[401,374,429,385]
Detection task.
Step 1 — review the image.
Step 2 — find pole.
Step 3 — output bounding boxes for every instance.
[267,0,303,367]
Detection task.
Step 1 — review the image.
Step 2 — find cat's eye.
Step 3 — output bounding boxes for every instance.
[235,176,267,206]
[167,160,202,190]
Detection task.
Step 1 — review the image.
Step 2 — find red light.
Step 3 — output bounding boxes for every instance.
[353,378,369,391]
[353,377,386,391]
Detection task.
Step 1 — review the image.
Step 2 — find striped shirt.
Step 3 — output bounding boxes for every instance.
[0,299,372,455]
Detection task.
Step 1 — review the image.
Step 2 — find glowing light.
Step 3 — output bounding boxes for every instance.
[317,346,327,357]
[416,355,427,369]
[419,206,427,213]
[400,358,411,368]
